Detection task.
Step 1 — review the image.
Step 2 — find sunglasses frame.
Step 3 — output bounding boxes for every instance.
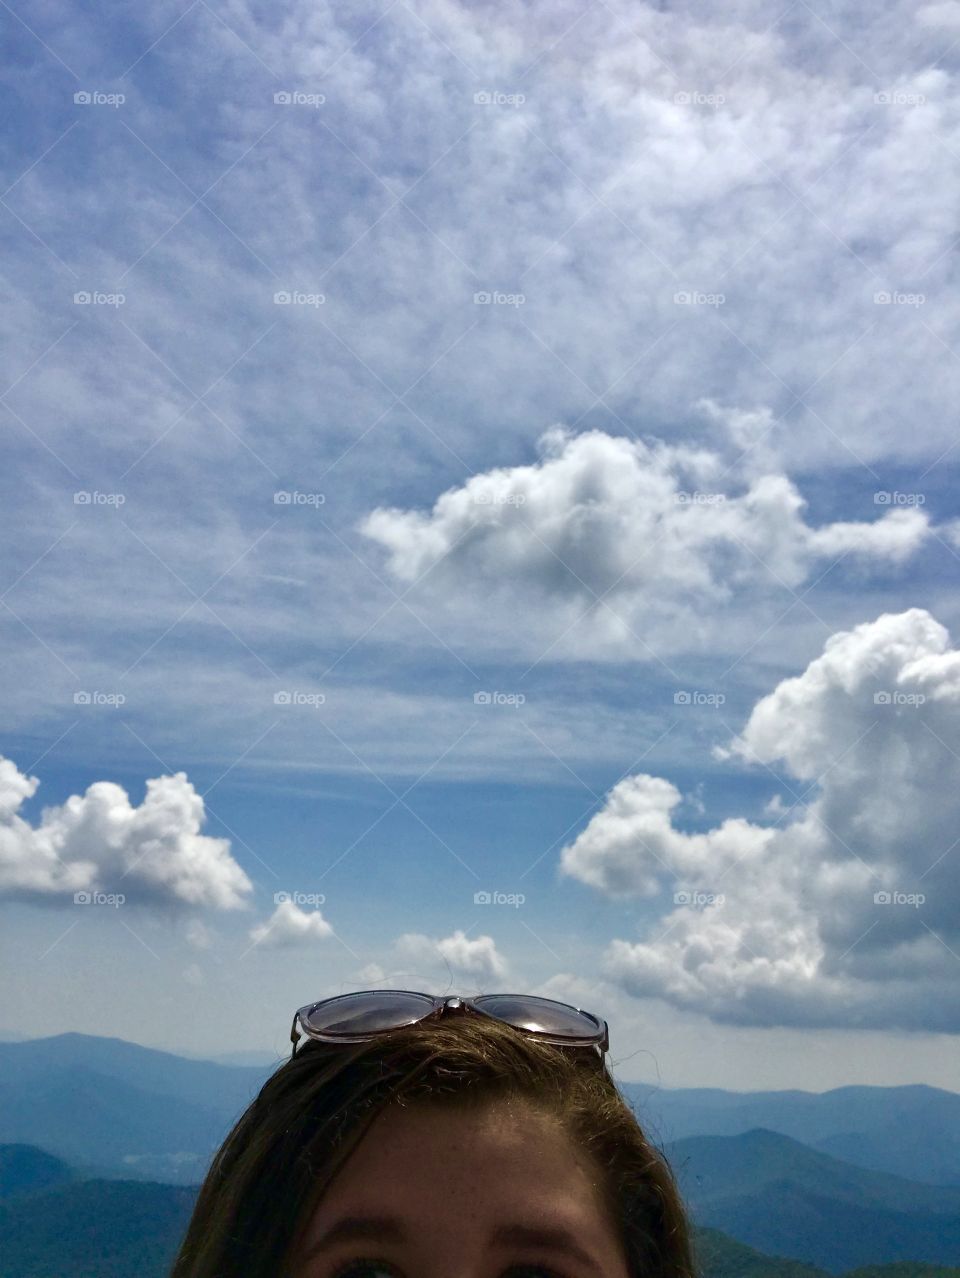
[290,989,610,1059]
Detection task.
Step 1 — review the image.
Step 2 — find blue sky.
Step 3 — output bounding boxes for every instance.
[2,0,960,1089]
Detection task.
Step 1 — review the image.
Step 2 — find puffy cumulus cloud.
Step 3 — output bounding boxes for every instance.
[0,756,251,910]
[558,772,775,900]
[360,410,930,658]
[248,899,334,947]
[396,929,508,982]
[560,609,960,1031]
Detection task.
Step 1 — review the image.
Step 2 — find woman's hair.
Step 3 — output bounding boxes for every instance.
[170,1009,695,1278]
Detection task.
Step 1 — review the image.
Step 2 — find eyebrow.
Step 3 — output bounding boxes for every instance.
[302,1214,604,1274]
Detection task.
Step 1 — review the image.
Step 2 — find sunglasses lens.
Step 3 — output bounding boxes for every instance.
[302,990,436,1037]
[472,994,601,1040]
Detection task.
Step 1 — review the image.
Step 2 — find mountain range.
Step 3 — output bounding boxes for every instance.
[624,1083,960,1187]
[0,1033,271,1183]
[0,1033,957,1273]
[668,1129,960,1272]
[1,1145,958,1278]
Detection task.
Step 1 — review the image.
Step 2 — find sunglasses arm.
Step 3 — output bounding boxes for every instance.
[290,1011,302,1058]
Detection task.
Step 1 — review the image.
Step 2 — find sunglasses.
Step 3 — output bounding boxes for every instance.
[290,989,610,1059]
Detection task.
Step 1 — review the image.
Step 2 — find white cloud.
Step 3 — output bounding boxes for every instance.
[184,918,216,949]
[560,771,774,899]
[361,413,931,658]
[560,609,960,1031]
[247,899,334,950]
[0,757,251,910]
[248,899,334,947]
[917,1,960,28]
[396,928,508,982]
[357,962,386,983]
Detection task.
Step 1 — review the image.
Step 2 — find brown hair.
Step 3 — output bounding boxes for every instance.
[170,1009,695,1277]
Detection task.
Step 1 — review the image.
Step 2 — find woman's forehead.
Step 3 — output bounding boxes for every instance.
[294,1100,626,1276]
[310,1098,604,1208]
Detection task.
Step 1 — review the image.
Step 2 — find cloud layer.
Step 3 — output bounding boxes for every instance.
[560,608,960,1030]
[0,757,251,909]
[5,0,960,772]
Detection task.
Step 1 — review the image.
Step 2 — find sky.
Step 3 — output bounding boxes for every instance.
[2,0,960,1091]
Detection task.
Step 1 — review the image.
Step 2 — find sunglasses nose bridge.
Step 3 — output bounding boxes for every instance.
[436,995,468,1020]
